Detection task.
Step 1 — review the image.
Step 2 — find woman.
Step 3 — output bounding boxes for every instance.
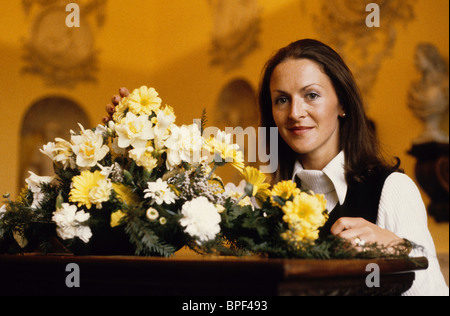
[104,39,448,296]
[258,39,448,296]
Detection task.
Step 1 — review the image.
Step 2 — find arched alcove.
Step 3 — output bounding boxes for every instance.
[19,97,90,189]
[214,78,258,129]
[214,78,258,184]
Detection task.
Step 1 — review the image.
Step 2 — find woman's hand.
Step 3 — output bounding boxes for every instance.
[102,87,130,123]
[330,217,404,250]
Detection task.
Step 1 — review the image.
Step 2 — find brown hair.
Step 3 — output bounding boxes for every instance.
[258,39,400,184]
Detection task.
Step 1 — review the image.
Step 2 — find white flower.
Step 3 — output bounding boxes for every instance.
[0,204,6,238]
[71,124,109,168]
[146,207,159,220]
[25,171,54,208]
[144,178,177,205]
[98,162,124,182]
[40,141,56,160]
[115,112,154,149]
[179,196,221,243]
[129,143,158,172]
[52,203,92,243]
[154,109,176,150]
[40,138,76,169]
[164,123,203,169]
[0,204,6,219]
[94,124,108,135]
[88,179,112,209]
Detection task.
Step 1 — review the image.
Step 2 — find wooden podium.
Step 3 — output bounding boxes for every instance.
[0,254,428,296]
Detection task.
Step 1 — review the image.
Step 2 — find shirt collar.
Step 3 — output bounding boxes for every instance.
[292,151,347,205]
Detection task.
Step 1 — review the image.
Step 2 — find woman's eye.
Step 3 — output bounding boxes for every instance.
[275,96,288,105]
[306,92,320,101]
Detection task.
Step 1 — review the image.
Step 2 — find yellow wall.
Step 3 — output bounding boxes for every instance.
[0,0,448,252]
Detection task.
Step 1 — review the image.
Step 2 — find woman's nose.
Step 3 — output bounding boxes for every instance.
[288,97,307,120]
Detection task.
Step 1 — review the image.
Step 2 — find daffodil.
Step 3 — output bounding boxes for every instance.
[115,112,155,149]
[71,124,109,168]
[69,170,111,209]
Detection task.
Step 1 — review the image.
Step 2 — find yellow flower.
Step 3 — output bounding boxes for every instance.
[106,184,140,228]
[129,145,159,172]
[110,210,127,227]
[69,170,109,209]
[281,191,328,245]
[112,183,139,207]
[127,86,162,116]
[205,131,245,171]
[240,166,271,204]
[113,86,162,122]
[271,180,300,206]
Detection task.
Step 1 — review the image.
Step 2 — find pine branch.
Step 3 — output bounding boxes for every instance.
[125,216,176,257]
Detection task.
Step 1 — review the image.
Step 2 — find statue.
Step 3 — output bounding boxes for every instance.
[408,43,449,144]
[407,43,449,222]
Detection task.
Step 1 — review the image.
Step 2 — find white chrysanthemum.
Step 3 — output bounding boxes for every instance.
[115,112,155,149]
[52,203,92,243]
[25,171,54,208]
[144,178,177,205]
[88,179,113,209]
[164,123,203,169]
[71,124,109,168]
[179,196,221,243]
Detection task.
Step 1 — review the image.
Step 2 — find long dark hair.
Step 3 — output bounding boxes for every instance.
[258,39,401,184]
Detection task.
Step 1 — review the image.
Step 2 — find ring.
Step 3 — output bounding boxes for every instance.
[354,237,366,247]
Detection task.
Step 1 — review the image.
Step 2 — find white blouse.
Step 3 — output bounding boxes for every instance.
[292,151,449,296]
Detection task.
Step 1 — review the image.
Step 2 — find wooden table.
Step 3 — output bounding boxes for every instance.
[0,254,428,296]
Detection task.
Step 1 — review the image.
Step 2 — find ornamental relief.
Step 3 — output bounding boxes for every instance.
[21,0,107,88]
[302,0,417,100]
[208,0,261,72]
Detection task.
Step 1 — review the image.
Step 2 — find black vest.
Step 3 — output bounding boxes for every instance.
[317,169,394,238]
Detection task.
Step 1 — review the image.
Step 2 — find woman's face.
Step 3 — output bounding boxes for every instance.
[270,58,343,168]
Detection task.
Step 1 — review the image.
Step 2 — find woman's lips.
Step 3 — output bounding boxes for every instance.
[288,126,314,135]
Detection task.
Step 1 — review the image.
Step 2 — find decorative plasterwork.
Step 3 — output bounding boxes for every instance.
[21,0,107,88]
[307,0,416,100]
[208,0,261,71]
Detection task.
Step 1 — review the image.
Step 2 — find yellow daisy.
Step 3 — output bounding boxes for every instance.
[69,170,108,209]
[271,180,300,206]
[127,86,162,116]
[281,191,328,244]
[240,166,271,203]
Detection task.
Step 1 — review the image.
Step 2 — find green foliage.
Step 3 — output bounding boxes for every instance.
[125,211,178,257]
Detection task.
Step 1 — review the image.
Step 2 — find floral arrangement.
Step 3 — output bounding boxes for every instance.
[0,86,410,258]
